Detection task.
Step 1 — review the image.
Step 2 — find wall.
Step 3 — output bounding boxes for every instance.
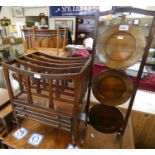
[1,6,155,41]
[23,6,48,16]
[0,6,25,37]
[0,6,12,20]
[0,6,26,26]
[49,17,76,41]
[0,6,76,41]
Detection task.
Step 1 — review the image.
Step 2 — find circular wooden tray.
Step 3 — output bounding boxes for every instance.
[92,69,133,106]
[89,104,124,133]
[97,25,146,69]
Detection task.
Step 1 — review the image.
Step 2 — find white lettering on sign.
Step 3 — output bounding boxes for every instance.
[62,6,78,12]
[61,6,98,13]
[34,73,41,79]
[119,25,129,31]
[61,6,66,12]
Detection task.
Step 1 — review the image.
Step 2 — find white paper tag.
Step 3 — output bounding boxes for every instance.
[117,35,124,40]
[27,133,44,146]
[119,25,129,31]
[12,127,28,140]
[34,73,41,79]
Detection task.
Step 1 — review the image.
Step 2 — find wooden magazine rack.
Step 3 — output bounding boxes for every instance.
[3,51,91,145]
[2,7,155,148]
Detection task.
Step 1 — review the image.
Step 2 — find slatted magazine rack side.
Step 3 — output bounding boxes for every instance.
[27,51,89,64]
[33,51,89,61]
[2,53,91,145]
[83,7,155,144]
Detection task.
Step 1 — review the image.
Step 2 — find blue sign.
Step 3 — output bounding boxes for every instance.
[49,6,97,16]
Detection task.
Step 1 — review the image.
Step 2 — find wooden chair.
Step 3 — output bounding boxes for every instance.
[3,51,91,145]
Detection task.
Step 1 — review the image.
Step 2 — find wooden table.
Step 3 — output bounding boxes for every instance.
[2,119,72,149]
[2,117,134,149]
[0,88,12,142]
[0,104,12,133]
[82,120,134,149]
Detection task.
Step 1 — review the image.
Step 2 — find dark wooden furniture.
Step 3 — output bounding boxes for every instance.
[82,7,155,146]
[2,51,91,145]
[75,16,95,44]
[97,25,146,69]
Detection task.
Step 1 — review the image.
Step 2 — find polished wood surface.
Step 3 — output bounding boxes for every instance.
[2,118,134,149]
[0,129,7,140]
[88,104,124,133]
[26,48,66,57]
[3,51,91,144]
[82,120,134,149]
[92,69,133,106]
[90,90,155,148]
[120,107,155,149]
[0,104,12,119]
[0,104,12,136]
[94,7,155,137]
[105,31,136,60]
[131,110,155,149]
[2,119,71,149]
[97,24,146,69]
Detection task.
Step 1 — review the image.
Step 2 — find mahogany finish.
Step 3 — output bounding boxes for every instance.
[2,119,71,149]
[92,69,133,106]
[85,7,155,139]
[88,104,124,133]
[97,25,146,69]
[2,51,91,144]
[2,118,134,149]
